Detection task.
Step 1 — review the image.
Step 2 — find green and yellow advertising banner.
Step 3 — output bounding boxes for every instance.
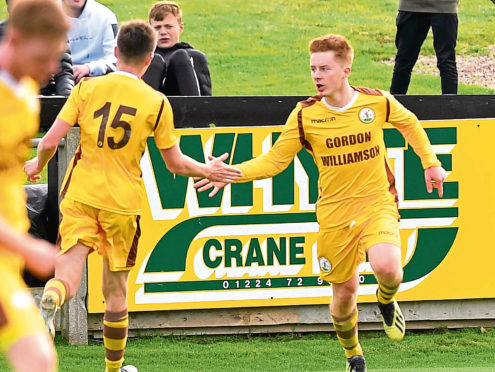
[88,119,495,312]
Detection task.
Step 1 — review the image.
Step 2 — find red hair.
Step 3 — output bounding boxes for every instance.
[309,34,354,66]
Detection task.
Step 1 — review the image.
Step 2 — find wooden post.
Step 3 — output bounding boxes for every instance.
[57,127,88,345]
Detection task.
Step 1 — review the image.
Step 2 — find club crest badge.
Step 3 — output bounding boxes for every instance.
[359,107,375,124]
[319,257,332,273]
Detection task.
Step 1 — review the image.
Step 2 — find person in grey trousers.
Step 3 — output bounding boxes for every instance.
[390,0,460,94]
[390,0,494,95]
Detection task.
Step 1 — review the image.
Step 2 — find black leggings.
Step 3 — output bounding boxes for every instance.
[390,11,458,94]
[163,49,201,96]
[142,50,201,96]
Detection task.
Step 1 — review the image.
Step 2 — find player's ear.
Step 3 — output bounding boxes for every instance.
[114,46,118,58]
[144,52,153,68]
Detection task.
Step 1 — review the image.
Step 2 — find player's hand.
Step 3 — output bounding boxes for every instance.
[24,157,43,183]
[194,177,227,197]
[424,166,447,198]
[23,237,56,279]
[206,153,242,183]
[73,64,90,83]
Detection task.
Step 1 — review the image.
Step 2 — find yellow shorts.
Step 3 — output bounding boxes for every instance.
[58,198,141,271]
[0,263,46,353]
[317,207,400,284]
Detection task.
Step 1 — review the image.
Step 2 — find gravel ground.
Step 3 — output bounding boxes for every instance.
[384,46,495,89]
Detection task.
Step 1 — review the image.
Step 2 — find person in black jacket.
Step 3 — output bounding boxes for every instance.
[0,0,74,96]
[39,45,74,96]
[142,1,211,96]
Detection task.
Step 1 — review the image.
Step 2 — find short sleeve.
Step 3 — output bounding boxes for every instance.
[153,97,177,149]
[57,80,84,126]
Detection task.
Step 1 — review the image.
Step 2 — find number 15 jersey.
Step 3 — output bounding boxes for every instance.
[58,71,177,215]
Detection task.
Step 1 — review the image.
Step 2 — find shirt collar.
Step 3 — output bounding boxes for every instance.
[0,68,24,97]
[322,90,359,112]
[112,70,139,80]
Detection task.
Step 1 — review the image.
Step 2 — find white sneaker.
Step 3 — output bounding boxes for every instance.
[121,366,138,372]
[40,295,57,339]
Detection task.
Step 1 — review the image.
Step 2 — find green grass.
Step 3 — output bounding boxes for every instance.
[25,148,47,184]
[25,133,47,185]
[2,0,495,95]
[1,329,495,371]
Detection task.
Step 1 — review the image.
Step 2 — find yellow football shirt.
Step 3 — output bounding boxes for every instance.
[0,72,40,270]
[235,88,441,229]
[58,72,177,215]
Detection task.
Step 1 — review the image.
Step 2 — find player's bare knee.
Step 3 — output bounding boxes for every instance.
[102,282,127,308]
[374,262,403,284]
[26,342,56,372]
[102,286,126,302]
[332,288,357,308]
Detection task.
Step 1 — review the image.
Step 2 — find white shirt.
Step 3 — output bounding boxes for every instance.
[67,0,118,76]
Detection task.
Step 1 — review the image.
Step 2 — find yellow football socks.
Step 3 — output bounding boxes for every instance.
[377,281,399,305]
[332,307,363,358]
[104,309,129,372]
[42,278,69,308]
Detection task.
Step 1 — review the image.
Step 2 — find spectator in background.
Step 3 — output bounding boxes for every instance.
[0,0,74,96]
[61,0,118,83]
[39,47,74,96]
[390,0,460,94]
[142,1,212,96]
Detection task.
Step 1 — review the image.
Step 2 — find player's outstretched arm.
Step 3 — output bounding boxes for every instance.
[160,144,242,183]
[0,216,56,279]
[193,154,243,197]
[24,118,73,182]
[424,166,447,198]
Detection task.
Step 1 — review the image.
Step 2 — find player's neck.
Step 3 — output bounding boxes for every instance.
[117,63,147,79]
[324,83,354,108]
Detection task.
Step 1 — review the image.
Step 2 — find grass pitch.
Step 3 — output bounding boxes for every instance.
[105,0,495,96]
[1,328,494,371]
[1,0,494,95]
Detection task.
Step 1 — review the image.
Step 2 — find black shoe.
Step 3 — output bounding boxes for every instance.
[377,300,405,341]
[346,355,366,372]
